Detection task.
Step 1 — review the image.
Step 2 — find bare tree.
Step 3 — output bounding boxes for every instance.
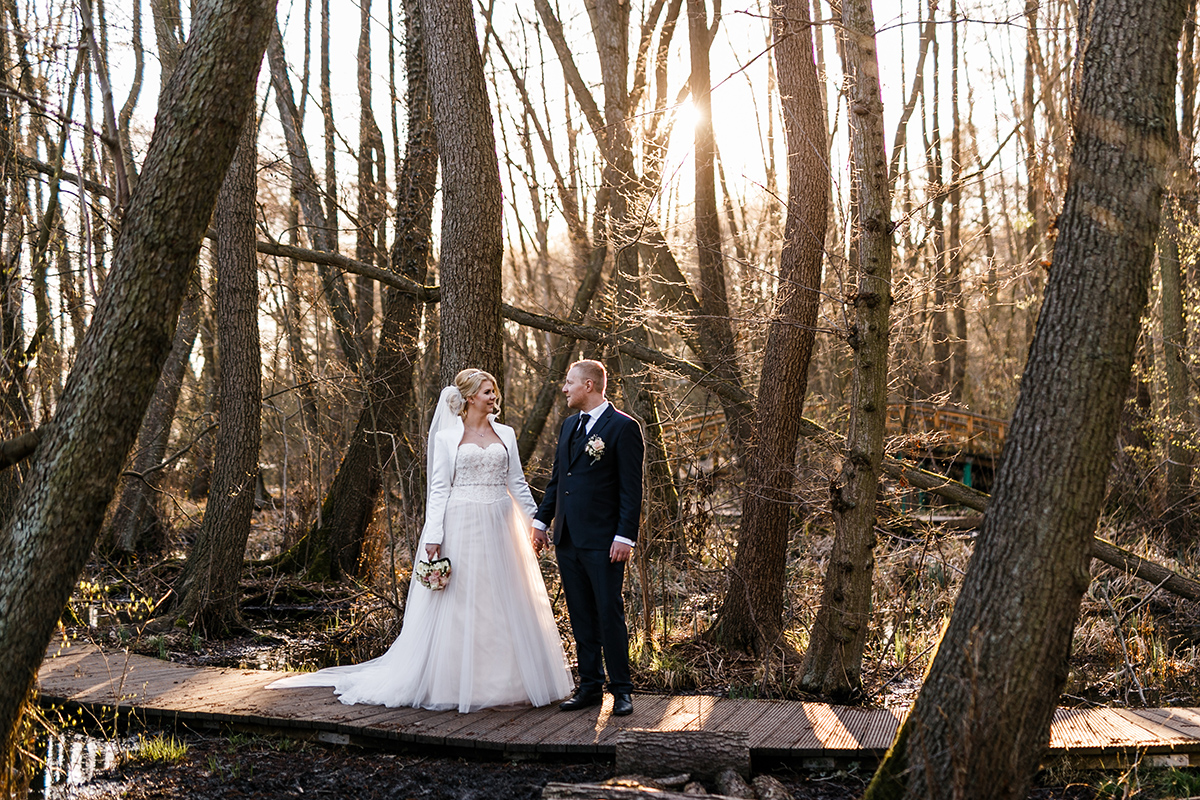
[865,0,1188,795]
[799,0,893,699]
[171,110,263,633]
[420,0,503,384]
[0,0,274,783]
[708,0,828,656]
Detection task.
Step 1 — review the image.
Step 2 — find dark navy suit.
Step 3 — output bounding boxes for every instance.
[535,404,644,695]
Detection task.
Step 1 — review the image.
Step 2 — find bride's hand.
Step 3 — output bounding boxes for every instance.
[530,528,550,556]
[425,544,441,560]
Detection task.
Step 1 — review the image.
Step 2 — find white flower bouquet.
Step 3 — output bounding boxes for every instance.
[585,434,605,464]
[414,557,452,590]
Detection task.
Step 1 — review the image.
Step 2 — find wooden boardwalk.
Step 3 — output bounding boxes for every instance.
[35,642,1200,769]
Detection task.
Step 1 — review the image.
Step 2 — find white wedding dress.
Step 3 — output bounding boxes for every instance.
[269,439,574,712]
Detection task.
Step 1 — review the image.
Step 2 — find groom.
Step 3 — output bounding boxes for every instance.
[532,360,644,717]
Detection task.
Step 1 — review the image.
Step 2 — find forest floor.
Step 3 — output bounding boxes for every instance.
[34,499,1200,799]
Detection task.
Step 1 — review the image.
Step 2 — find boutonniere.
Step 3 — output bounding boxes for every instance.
[585,434,605,464]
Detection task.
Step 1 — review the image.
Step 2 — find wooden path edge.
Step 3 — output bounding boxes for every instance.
[34,642,1200,770]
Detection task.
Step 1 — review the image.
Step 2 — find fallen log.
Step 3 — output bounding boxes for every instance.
[614,729,750,782]
[865,438,1200,602]
[542,784,748,800]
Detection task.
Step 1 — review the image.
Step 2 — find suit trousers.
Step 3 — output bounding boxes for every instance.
[555,529,632,694]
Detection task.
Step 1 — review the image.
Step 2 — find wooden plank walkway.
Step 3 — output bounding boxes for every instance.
[35,642,1200,768]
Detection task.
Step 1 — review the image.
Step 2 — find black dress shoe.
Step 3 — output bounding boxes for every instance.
[559,689,603,711]
[611,692,633,716]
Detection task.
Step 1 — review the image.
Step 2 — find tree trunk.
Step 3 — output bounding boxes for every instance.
[0,8,28,525]
[708,0,827,655]
[799,0,893,700]
[302,0,437,580]
[420,0,503,385]
[947,2,966,401]
[355,0,383,356]
[105,283,202,554]
[864,0,1187,796]
[686,0,751,450]
[172,110,263,634]
[0,0,273,784]
[1158,204,1192,530]
[613,730,750,782]
[187,284,217,499]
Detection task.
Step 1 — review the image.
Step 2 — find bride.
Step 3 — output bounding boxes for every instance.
[269,369,574,712]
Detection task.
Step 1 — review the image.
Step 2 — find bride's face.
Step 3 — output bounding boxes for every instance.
[468,380,497,414]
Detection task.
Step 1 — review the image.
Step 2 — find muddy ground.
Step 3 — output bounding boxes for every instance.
[33,724,1111,800]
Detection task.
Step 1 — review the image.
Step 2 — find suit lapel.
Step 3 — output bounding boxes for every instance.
[572,405,615,465]
[565,413,585,465]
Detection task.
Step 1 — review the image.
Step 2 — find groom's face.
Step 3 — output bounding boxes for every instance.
[563,368,591,410]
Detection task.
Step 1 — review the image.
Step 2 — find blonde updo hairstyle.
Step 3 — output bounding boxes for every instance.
[454,368,501,419]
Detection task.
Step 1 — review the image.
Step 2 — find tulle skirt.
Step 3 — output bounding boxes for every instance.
[269,493,574,712]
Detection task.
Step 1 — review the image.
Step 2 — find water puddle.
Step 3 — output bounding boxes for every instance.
[30,731,122,798]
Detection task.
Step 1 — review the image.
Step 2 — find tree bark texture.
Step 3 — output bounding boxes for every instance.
[105,5,198,552]
[0,0,273,780]
[307,0,436,580]
[864,0,1187,797]
[1157,204,1192,526]
[172,110,262,634]
[613,730,750,782]
[801,0,893,699]
[710,0,828,654]
[0,14,28,527]
[419,0,503,386]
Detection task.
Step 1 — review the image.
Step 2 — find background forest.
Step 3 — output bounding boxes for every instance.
[0,0,1198,796]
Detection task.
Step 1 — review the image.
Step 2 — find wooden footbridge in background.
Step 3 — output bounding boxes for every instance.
[36,641,1200,771]
[662,402,1008,493]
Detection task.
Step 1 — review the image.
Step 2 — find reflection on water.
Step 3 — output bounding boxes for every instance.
[32,732,120,797]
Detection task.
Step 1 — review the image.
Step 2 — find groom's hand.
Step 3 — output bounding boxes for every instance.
[531,527,550,555]
[610,541,632,563]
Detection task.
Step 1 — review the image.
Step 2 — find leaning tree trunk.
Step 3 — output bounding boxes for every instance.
[171,110,262,635]
[864,0,1187,797]
[799,0,894,700]
[420,0,503,385]
[708,0,828,656]
[303,0,437,580]
[105,283,202,554]
[0,0,273,786]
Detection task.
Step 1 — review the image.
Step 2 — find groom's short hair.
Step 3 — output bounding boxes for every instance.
[572,359,606,394]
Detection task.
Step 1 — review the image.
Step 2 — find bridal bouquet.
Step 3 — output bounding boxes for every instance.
[415,557,452,590]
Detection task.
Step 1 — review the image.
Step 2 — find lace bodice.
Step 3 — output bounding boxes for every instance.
[450,442,509,501]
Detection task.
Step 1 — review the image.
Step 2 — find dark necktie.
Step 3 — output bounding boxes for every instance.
[571,414,588,450]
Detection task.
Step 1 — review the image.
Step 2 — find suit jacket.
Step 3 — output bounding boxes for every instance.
[534,404,645,549]
[421,417,538,545]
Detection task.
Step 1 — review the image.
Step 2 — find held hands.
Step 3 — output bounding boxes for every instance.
[610,540,632,563]
[530,527,550,556]
[425,543,441,560]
